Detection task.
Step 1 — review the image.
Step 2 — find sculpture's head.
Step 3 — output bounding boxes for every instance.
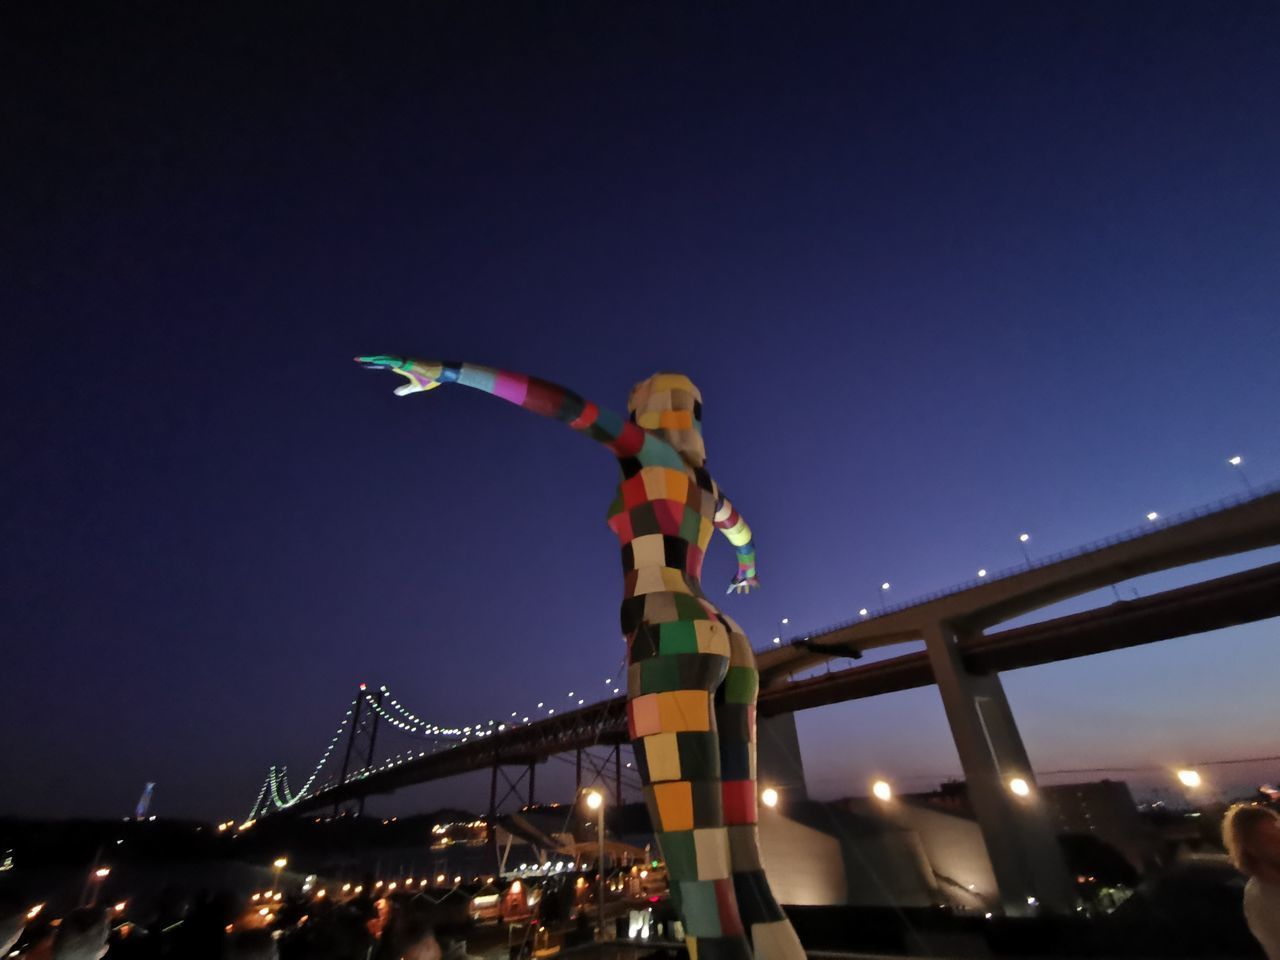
[628,372,705,468]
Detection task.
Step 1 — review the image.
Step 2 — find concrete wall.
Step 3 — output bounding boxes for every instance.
[897,801,998,910]
[757,806,848,906]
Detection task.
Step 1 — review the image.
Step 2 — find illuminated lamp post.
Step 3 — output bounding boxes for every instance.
[88,866,111,907]
[1228,456,1252,491]
[760,786,779,809]
[1017,533,1032,565]
[585,789,605,939]
[272,857,288,894]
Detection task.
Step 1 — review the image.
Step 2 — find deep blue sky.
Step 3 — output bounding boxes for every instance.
[3,2,1278,821]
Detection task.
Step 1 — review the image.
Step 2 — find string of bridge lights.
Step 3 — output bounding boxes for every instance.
[253,693,363,815]
[256,662,633,813]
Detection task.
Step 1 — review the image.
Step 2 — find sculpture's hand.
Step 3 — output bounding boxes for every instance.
[355,355,446,396]
[726,573,760,595]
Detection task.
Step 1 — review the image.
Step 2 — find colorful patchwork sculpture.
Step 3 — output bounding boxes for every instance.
[356,356,806,960]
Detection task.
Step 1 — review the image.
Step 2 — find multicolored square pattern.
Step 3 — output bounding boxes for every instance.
[358,358,804,960]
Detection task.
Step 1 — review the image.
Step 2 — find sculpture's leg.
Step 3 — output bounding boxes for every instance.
[629,614,753,960]
[713,614,807,960]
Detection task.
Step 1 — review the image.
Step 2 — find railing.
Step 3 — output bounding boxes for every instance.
[771,477,1280,650]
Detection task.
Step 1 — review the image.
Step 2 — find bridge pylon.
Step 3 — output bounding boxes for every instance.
[333,683,384,818]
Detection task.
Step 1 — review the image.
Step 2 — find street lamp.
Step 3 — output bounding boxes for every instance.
[1146,512,1159,522]
[760,787,779,808]
[585,790,605,939]
[1176,769,1202,789]
[977,569,987,579]
[1017,533,1032,565]
[1008,777,1031,797]
[773,616,789,645]
[86,866,111,907]
[879,582,890,611]
[1228,456,1252,491]
[272,857,288,893]
[872,780,893,802]
[858,608,869,617]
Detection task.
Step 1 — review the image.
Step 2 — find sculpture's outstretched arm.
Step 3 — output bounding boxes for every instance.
[714,493,759,595]
[355,356,650,458]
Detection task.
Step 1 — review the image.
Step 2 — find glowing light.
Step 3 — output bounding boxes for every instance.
[760,787,779,808]
[872,780,892,802]
[977,569,987,578]
[26,904,43,921]
[772,636,781,644]
[781,617,789,624]
[511,880,522,894]
[880,582,891,591]
[114,902,127,913]
[585,790,603,811]
[1019,533,1030,543]
[1177,768,1202,788]
[273,857,288,870]
[1146,511,1159,521]
[859,608,868,617]
[1229,456,1243,466]
[1008,777,1031,797]
[94,867,111,879]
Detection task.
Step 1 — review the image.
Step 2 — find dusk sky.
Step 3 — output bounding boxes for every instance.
[3,2,1278,822]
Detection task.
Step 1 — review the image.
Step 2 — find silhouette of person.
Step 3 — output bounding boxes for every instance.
[357,358,805,960]
[1223,803,1280,959]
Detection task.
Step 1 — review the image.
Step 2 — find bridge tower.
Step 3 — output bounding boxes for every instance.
[333,683,384,817]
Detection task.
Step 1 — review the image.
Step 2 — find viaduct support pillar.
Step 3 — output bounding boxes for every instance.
[922,620,1075,916]
[757,710,809,801]
[488,764,500,872]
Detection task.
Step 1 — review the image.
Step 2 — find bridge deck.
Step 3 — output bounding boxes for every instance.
[283,558,1280,814]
